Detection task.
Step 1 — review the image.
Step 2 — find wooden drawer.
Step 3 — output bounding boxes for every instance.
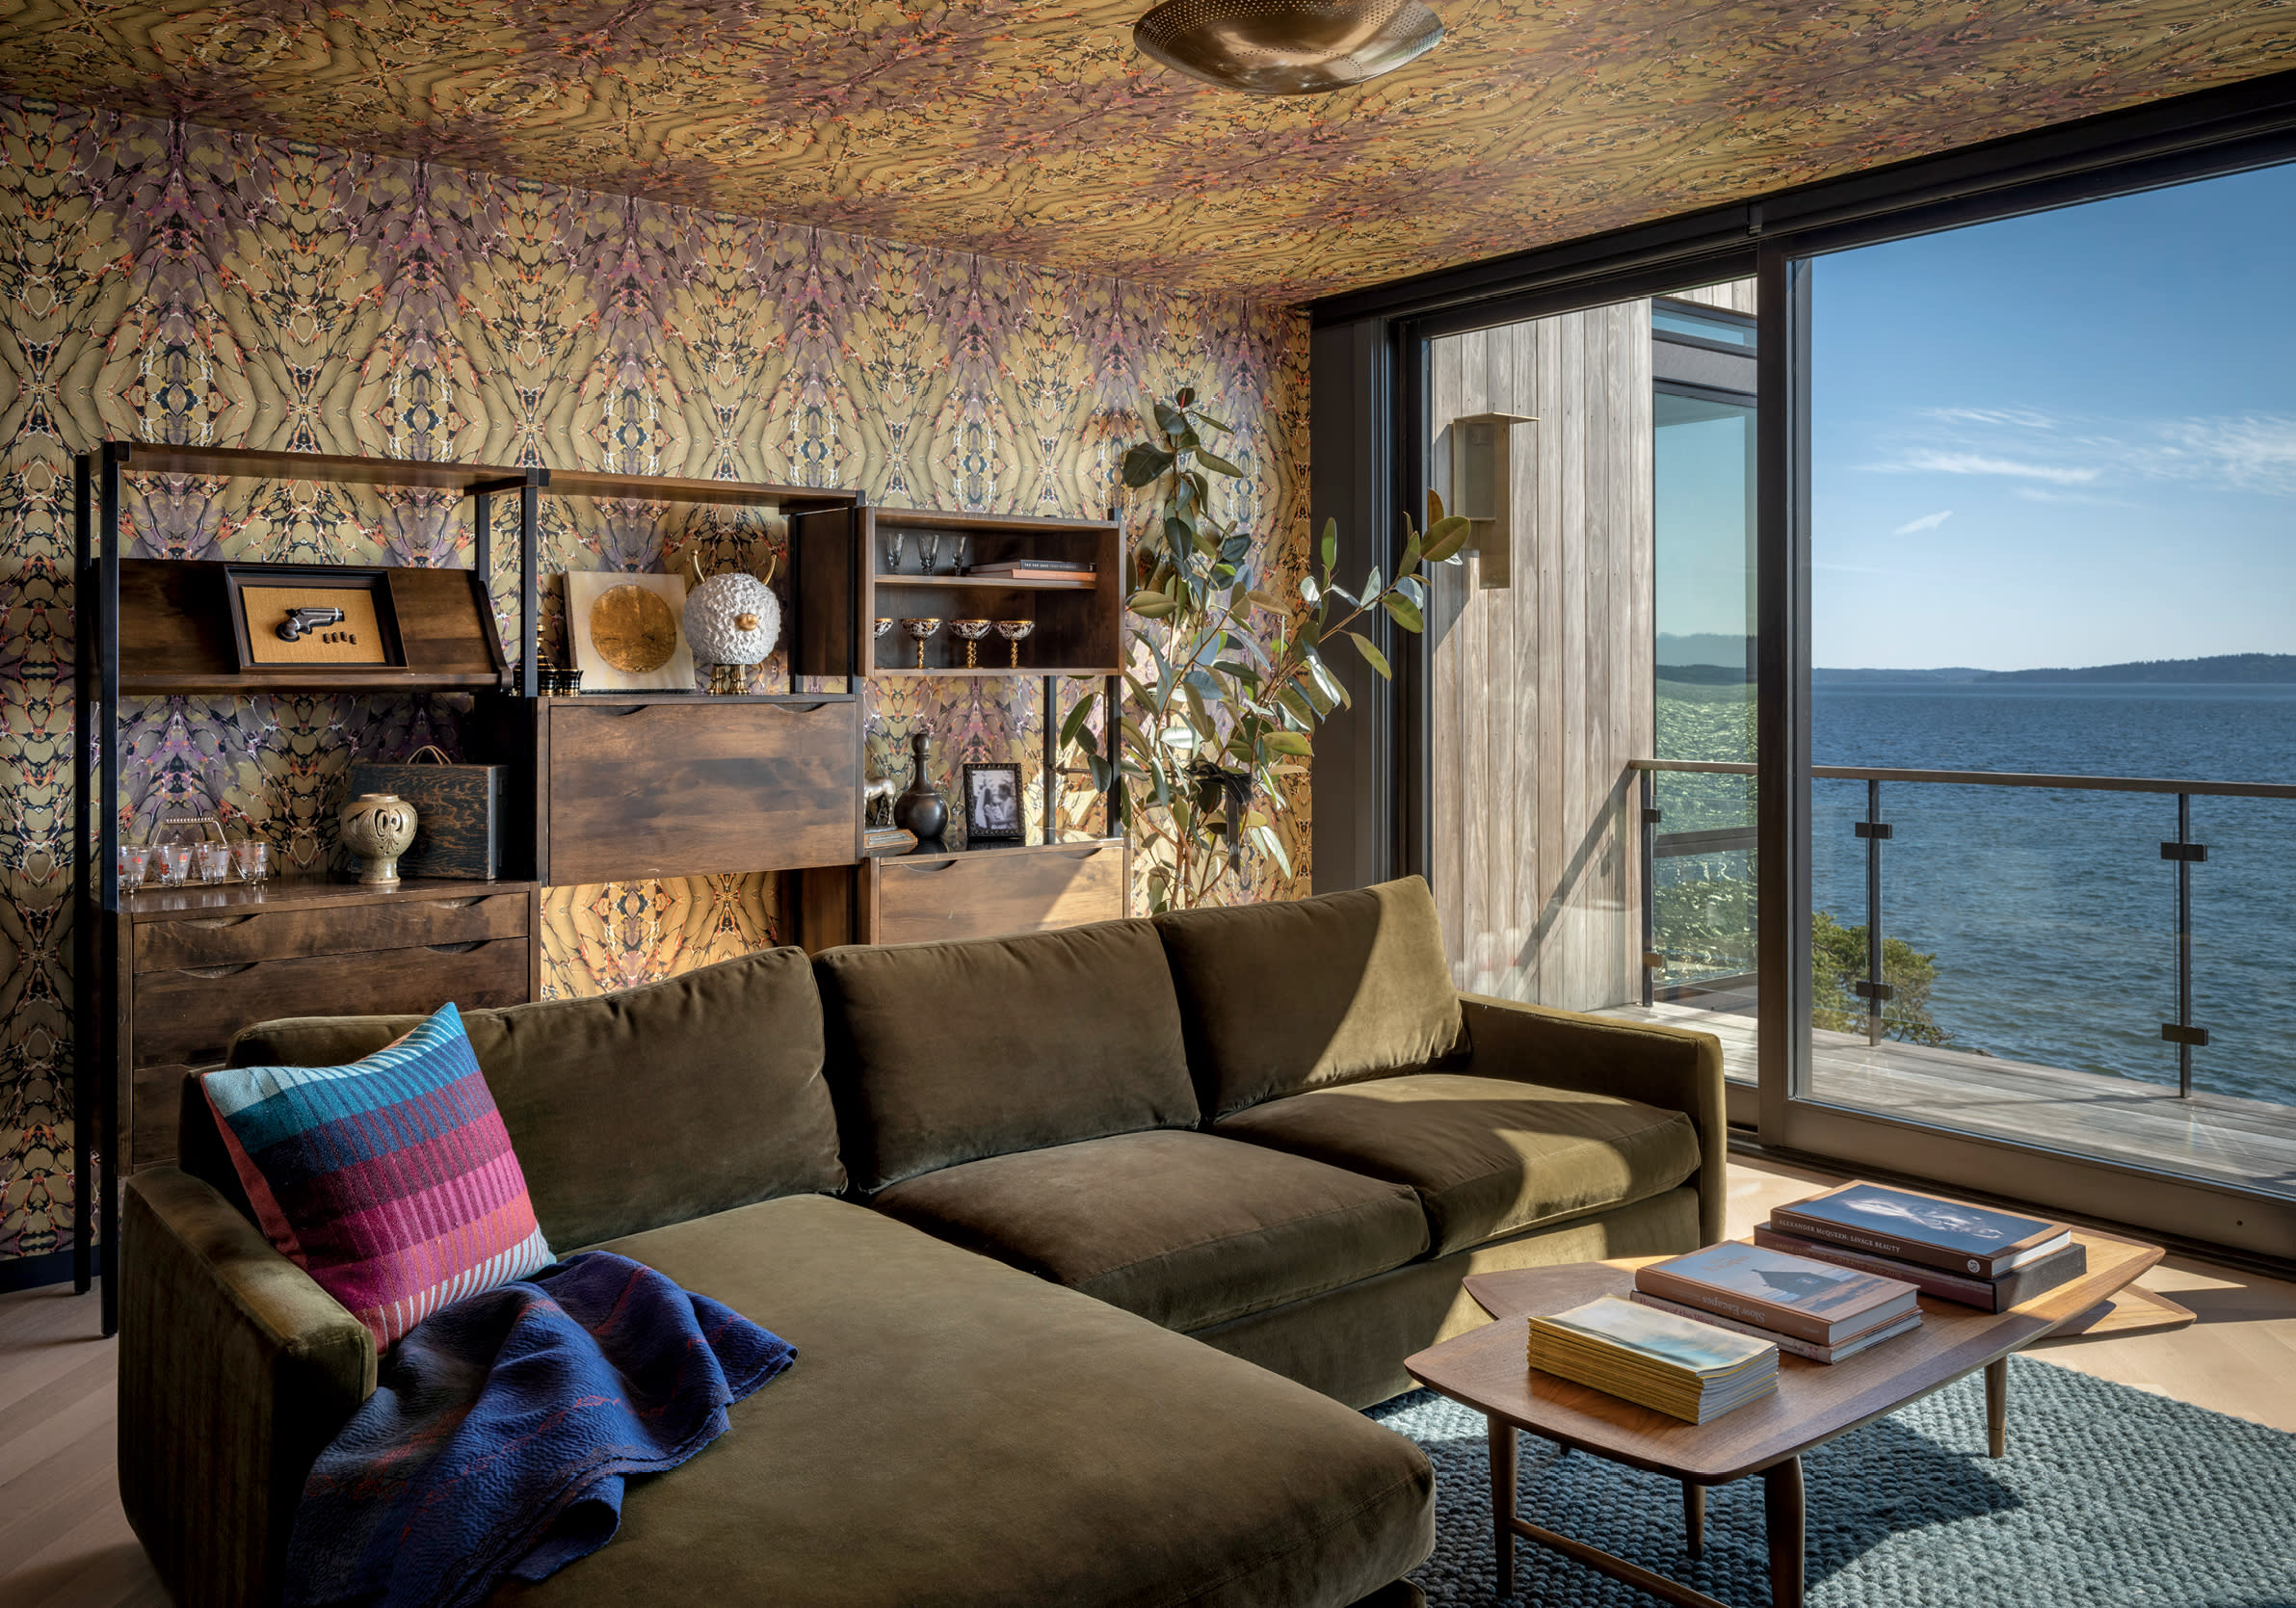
[871,840,1126,946]
[131,936,531,1069]
[546,699,860,883]
[133,889,528,971]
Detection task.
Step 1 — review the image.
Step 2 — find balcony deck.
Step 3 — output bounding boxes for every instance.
[1597,1000,2296,1201]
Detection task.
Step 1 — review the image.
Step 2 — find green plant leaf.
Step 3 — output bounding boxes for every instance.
[1192,408,1231,432]
[1362,565,1383,599]
[1347,631,1391,678]
[1299,574,1321,607]
[1129,592,1177,618]
[1122,443,1175,487]
[1276,684,1316,728]
[1266,731,1312,756]
[1246,588,1282,611]
[1395,573,1427,608]
[1059,692,1098,753]
[1088,753,1111,791]
[1196,449,1246,478]
[1420,514,1474,564]
[1153,399,1187,436]
[1382,593,1425,633]
[1398,532,1422,577]
[1320,518,1337,576]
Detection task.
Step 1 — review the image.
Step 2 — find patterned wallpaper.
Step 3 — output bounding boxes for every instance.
[0,98,1310,1262]
[0,0,2289,300]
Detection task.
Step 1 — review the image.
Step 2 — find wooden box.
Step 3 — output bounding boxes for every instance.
[864,838,1127,946]
[347,755,504,879]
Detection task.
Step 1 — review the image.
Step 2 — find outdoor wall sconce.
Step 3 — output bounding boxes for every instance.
[1450,410,1535,589]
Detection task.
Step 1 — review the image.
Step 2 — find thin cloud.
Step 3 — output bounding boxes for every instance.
[1919,407,2057,430]
[1885,452,2099,485]
[2013,488,2137,508]
[1892,510,1954,535]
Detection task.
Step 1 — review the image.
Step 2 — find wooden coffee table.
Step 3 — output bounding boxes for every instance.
[1404,1231,2176,1608]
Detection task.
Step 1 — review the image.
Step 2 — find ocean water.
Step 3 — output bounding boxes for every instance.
[1808,683,2296,1105]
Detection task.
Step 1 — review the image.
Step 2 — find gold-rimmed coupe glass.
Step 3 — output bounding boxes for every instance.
[949,619,992,669]
[900,617,941,669]
[994,619,1035,668]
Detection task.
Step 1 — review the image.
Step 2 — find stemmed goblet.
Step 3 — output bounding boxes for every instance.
[994,619,1035,668]
[900,617,942,670]
[948,619,993,669]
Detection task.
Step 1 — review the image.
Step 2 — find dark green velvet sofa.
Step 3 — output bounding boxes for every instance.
[119,876,1725,1608]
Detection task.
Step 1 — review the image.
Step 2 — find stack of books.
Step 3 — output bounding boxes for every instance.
[1630,1241,1922,1363]
[1525,1296,1778,1423]
[966,558,1095,580]
[1754,1181,2085,1313]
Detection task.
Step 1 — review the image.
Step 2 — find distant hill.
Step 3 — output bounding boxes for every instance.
[1811,667,1993,684]
[1980,654,2296,684]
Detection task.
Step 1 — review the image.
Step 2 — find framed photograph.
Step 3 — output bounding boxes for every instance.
[563,570,697,693]
[226,566,402,670]
[962,762,1025,844]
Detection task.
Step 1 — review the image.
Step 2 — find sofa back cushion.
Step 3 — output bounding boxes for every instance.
[1153,877,1467,1120]
[814,919,1198,1194]
[215,945,843,1250]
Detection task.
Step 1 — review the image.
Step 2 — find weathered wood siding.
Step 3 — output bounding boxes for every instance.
[1428,279,1749,1011]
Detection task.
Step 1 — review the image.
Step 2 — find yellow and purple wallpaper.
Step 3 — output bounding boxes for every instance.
[0,97,1309,1263]
[0,0,2289,300]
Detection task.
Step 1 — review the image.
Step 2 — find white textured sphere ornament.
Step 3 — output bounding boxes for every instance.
[683,570,781,668]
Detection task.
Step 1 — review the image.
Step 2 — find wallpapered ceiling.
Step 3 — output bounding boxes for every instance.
[1,1,2290,300]
[0,98,1309,1261]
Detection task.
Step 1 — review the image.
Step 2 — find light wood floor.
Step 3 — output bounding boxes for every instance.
[1607,1002,2296,1199]
[5,1155,2293,1607]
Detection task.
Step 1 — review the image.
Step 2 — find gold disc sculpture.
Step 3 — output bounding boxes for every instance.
[589,584,680,673]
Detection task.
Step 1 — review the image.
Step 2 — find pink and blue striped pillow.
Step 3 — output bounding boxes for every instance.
[202,1003,553,1351]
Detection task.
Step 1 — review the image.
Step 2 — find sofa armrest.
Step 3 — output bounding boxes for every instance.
[120,1167,376,1608]
[1456,993,1728,1245]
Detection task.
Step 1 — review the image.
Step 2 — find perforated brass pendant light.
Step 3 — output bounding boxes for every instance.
[1133,0,1442,95]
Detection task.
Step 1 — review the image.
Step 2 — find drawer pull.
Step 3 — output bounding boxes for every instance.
[896,859,963,874]
[778,702,829,714]
[176,962,259,980]
[593,704,649,717]
[419,898,488,909]
[1056,846,1107,860]
[181,915,260,930]
[425,940,488,955]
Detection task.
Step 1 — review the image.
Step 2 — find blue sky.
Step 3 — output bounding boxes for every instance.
[1809,160,2296,670]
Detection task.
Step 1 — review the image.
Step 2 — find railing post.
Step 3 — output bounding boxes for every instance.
[1852,778,1892,1046]
[2160,793,2207,1098]
[1639,769,1658,1008]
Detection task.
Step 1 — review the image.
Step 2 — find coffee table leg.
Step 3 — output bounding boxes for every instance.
[1764,1456,1805,1608]
[1986,1357,2008,1457]
[1489,1417,1517,1597]
[1682,1481,1705,1558]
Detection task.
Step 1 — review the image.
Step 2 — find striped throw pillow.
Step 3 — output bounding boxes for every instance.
[201,1003,553,1351]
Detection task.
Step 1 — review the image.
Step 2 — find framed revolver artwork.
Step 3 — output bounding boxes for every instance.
[225,566,404,670]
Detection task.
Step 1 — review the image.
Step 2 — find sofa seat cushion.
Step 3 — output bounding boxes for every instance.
[1212,1073,1702,1258]
[491,1194,1435,1608]
[869,1129,1431,1333]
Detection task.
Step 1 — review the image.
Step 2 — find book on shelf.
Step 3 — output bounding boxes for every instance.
[966,559,1095,577]
[1525,1296,1778,1424]
[1752,1223,2088,1312]
[1770,1180,2072,1278]
[1634,1240,1919,1345]
[863,827,918,857]
[1627,1291,1922,1363]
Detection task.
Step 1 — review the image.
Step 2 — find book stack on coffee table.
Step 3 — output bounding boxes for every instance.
[1754,1181,2086,1312]
[1630,1241,1922,1362]
[1524,1296,1778,1423]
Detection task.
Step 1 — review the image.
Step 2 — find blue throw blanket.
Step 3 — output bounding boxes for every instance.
[286,1251,795,1608]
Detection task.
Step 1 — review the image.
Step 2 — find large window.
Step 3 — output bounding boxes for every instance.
[1797,161,2296,1203]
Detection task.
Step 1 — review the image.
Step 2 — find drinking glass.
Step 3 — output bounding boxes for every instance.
[920,534,942,574]
[118,846,151,890]
[948,619,992,668]
[885,532,907,573]
[196,842,233,883]
[232,840,270,883]
[994,619,1036,668]
[154,845,193,886]
[900,618,941,669]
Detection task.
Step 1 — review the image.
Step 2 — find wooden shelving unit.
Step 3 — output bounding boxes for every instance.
[72,441,548,1336]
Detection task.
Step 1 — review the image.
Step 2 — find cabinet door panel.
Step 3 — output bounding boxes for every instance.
[133,891,527,971]
[546,700,861,883]
[872,842,1124,946]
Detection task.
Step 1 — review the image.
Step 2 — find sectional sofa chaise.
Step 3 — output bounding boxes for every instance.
[120,877,1726,1607]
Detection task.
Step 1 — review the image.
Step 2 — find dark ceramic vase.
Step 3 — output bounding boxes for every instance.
[892,731,947,841]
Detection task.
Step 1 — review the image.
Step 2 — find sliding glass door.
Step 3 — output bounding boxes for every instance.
[1768,159,2296,1252]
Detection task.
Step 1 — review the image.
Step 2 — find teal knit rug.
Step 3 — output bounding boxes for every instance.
[1369,1355,2296,1606]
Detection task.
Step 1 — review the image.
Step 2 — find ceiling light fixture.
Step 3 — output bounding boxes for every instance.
[1132,0,1442,96]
